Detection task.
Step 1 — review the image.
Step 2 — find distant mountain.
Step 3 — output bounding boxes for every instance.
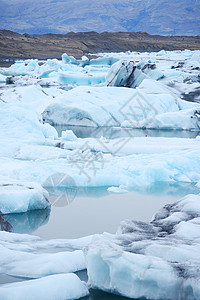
[0,0,199,36]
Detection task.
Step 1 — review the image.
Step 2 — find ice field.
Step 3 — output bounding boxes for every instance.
[0,50,200,299]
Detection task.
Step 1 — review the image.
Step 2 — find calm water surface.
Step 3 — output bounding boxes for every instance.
[3,182,199,239]
[54,125,200,139]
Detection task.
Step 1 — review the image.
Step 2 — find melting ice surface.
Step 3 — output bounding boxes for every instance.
[0,50,200,299]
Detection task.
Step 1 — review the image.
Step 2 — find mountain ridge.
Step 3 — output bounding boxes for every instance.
[0,0,199,36]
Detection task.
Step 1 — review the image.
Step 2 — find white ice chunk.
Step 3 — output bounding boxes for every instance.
[0,178,49,214]
[0,274,89,300]
[107,185,128,193]
[0,243,85,278]
[61,130,78,141]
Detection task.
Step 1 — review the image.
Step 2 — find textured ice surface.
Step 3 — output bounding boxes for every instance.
[0,178,50,214]
[0,136,200,189]
[0,230,88,287]
[86,193,200,299]
[0,245,85,278]
[0,101,57,145]
[106,59,164,88]
[0,231,93,252]
[0,273,89,300]
[42,85,200,129]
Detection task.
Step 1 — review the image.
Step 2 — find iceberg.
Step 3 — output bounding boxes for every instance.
[42,85,200,130]
[0,60,39,76]
[106,59,147,88]
[62,53,78,65]
[86,193,200,299]
[106,59,164,88]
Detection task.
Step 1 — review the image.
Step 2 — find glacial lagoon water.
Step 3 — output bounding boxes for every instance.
[2,182,199,239]
[54,125,200,139]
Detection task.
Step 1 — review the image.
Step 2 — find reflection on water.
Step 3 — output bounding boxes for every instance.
[135,181,200,197]
[76,271,136,300]
[0,215,13,232]
[47,182,199,207]
[1,182,199,237]
[82,289,133,300]
[0,208,50,234]
[34,182,199,239]
[54,125,200,139]
[47,186,108,207]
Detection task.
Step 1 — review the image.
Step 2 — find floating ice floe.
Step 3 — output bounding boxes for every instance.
[107,185,128,193]
[85,193,200,299]
[0,178,50,214]
[0,231,90,299]
[0,244,85,278]
[0,274,89,300]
